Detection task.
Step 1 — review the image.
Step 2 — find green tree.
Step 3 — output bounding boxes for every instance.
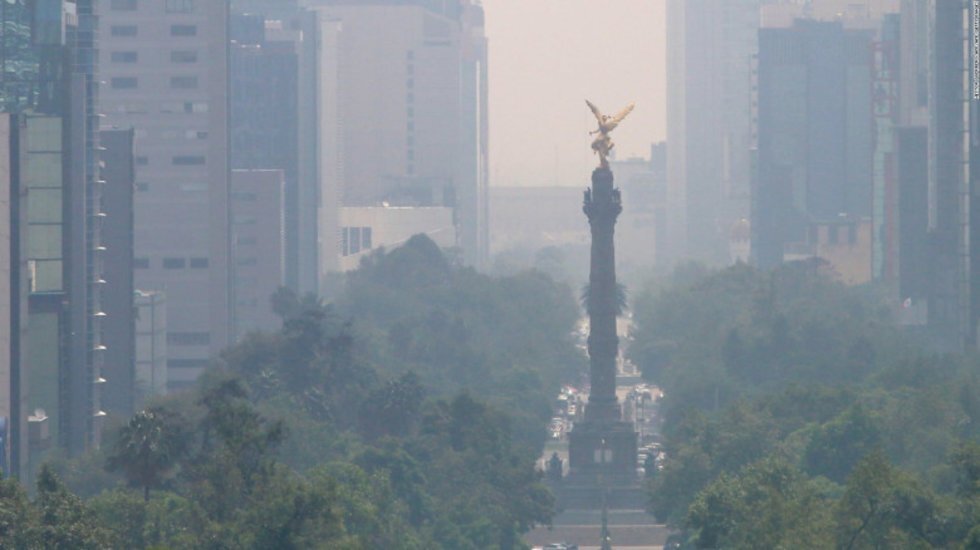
[686,457,834,549]
[0,474,40,547]
[34,465,113,549]
[106,408,188,501]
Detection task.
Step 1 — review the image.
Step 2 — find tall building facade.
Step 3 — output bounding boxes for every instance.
[0,114,28,477]
[927,0,975,350]
[753,19,874,272]
[307,0,488,274]
[230,169,284,336]
[666,0,762,266]
[98,0,231,390]
[99,128,136,421]
[0,0,112,465]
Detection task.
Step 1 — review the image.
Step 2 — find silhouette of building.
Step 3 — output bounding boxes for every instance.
[666,0,762,266]
[306,0,488,272]
[753,19,874,274]
[99,128,136,422]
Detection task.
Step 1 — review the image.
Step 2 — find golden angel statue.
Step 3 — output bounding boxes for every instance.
[586,100,635,168]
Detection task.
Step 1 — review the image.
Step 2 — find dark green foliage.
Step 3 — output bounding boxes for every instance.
[687,458,834,549]
[5,234,573,548]
[105,408,188,501]
[633,261,980,546]
[34,465,114,549]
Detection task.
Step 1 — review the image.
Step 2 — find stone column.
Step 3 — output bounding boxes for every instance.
[567,166,637,484]
[583,166,621,422]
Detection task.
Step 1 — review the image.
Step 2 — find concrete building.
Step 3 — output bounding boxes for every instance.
[306,0,489,274]
[99,129,136,421]
[231,169,285,336]
[0,114,29,478]
[610,143,668,273]
[134,290,167,402]
[665,0,763,266]
[0,0,108,464]
[926,1,975,351]
[895,125,928,323]
[753,19,875,274]
[230,10,319,294]
[337,206,455,272]
[99,0,231,390]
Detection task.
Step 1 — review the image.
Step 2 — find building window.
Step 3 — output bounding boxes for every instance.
[189,257,209,268]
[110,51,138,63]
[170,76,198,89]
[342,227,373,256]
[134,257,150,269]
[165,0,195,13]
[236,236,257,246]
[110,0,138,10]
[110,25,138,37]
[237,257,258,267]
[362,227,372,250]
[136,156,148,166]
[136,182,150,192]
[111,77,138,89]
[232,192,257,201]
[170,50,198,63]
[828,225,839,245]
[172,155,205,166]
[184,101,209,113]
[848,224,857,244]
[167,332,209,346]
[167,359,209,369]
[170,24,197,37]
[162,258,186,269]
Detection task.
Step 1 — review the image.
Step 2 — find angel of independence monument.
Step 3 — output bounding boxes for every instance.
[566,100,640,493]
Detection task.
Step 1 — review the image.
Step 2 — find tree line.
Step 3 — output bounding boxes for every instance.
[0,235,585,549]
[630,259,980,548]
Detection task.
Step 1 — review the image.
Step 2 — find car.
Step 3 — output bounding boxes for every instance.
[543,544,578,550]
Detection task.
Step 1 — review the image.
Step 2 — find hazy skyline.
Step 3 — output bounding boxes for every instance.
[483,0,666,188]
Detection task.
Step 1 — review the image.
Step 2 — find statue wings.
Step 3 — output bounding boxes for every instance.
[586,99,604,124]
[609,103,635,127]
[586,100,635,131]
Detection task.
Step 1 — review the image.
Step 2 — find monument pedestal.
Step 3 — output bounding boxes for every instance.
[567,420,637,485]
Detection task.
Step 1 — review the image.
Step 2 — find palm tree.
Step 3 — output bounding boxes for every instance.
[106,409,185,502]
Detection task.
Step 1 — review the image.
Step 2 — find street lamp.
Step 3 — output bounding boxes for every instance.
[600,437,612,550]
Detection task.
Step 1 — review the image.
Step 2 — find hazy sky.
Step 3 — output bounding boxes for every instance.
[483,0,666,188]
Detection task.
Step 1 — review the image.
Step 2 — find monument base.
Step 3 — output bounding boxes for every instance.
[566,420,638,485]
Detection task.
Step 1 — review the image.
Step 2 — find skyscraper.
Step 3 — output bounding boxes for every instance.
[307,0,488,273]
[753,19,874,272]
[0,0,109,463]
[666,0,762,266]
[99,128,136,420]
[99,0,231,390]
